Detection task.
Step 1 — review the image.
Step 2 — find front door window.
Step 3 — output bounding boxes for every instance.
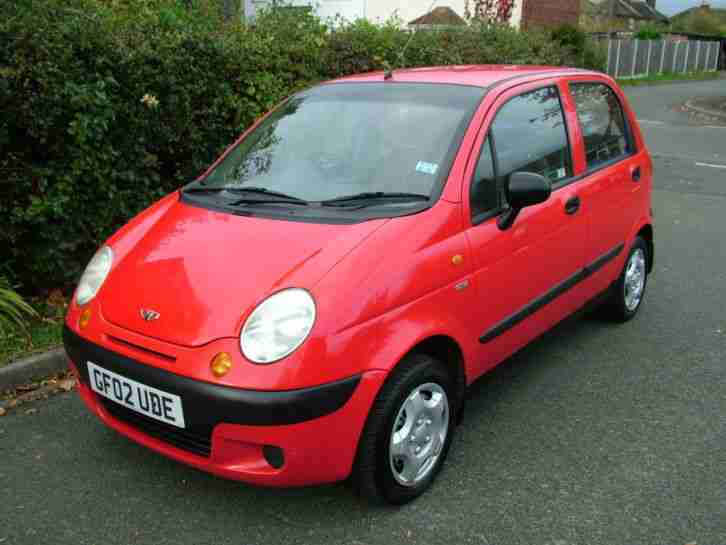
[490,86,572,185]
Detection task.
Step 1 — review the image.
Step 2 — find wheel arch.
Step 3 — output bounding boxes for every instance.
[396,335,467,421]
[636,223,654,273]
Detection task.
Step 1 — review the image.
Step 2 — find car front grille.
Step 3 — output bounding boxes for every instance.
[100,398,212,458]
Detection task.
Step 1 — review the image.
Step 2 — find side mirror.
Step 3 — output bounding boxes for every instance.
[498,172,552,230]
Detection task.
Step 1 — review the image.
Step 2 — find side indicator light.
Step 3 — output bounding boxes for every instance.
[211,352,233,378]
[79,308,92,330]
[455,280,469,291]
[452,254,464,266]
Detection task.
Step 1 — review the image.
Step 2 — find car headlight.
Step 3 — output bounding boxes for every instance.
[240,288,316,364]
[75,246,114,307]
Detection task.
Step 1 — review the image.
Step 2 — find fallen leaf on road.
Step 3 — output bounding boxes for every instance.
[1,370,77,411]
[0,407,6,417]
[58,378,75,392]
[16,383,39,392]
[25,408,37,415]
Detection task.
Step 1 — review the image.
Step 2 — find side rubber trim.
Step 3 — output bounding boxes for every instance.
[479,243,624,343]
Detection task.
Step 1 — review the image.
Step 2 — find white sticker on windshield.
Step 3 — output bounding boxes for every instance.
[557,167,567,179]
[416,161,439,176]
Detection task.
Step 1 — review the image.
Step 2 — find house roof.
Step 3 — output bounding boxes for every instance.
[628,1,667,21]
[586,0,669,23]
[408,6,467,27]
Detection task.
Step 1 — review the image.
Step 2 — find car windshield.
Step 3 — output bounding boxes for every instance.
[191,83,485,204]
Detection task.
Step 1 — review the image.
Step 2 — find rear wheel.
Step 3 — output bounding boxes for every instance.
[352,354,455,505]
[600,236,649,322]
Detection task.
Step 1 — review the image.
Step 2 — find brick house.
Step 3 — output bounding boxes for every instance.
[409,7,469,30]
[245,1,581,29]
[519,0,581,28]
[410,1,580,29]
[582,0,670,31]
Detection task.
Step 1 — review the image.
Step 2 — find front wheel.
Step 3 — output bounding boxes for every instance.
[600,236,649,322]
[352,354,455,505]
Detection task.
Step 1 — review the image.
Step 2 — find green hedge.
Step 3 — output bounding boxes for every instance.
[0,0,605,292]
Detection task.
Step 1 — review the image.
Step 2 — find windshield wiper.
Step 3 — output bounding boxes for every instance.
[321,192,430,208]
[228,187,308,204]
[184,186,309,206]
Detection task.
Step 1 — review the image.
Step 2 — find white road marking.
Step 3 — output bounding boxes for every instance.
[652,152,724,163]
[638,120,726,130]
[695,162,726,170]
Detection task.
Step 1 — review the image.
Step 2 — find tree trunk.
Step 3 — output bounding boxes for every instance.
[222,0,235,21]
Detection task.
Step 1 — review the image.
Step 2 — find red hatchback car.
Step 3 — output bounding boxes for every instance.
[64,65,654,504]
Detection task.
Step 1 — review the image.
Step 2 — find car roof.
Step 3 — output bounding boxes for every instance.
[327,65,601,89]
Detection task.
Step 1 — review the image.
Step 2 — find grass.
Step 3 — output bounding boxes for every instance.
[0,298,65,367]
[617,71,722,87]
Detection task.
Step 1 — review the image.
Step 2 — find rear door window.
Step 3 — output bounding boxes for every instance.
[570,82,633,170]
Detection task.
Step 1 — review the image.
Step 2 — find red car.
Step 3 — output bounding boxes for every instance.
[64,65,654,505]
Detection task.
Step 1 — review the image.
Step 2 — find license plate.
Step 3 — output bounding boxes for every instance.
[87,362,186,429]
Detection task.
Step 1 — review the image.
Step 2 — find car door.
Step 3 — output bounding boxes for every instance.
[566,78,647,295]
[463,80,589,377]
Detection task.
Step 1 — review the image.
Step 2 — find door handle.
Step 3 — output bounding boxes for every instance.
[632,167,642,182]
[565,196,581,215]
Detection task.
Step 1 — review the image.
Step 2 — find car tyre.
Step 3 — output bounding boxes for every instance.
[600,236,649,323]
[352,353,456,505]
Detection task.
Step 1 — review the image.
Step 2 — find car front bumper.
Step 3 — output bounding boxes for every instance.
[64,326,385,486]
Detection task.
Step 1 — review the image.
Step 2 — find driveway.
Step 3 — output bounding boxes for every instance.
[2,79,726,545]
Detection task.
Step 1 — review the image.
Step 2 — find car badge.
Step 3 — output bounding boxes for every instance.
[140,309,161,322]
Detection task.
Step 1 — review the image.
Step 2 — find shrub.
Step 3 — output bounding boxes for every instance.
[1,0,297,290]
[1,0,597,293]
[551,24,586,50]
[0,276,38,338]
[551,24,607,72]
[635,25,663,40]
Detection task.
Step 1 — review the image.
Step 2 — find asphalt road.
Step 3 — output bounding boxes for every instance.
[2,79,726,545]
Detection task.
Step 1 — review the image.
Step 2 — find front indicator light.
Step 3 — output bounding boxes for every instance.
[79,308,92,330]
[210,352,233,378]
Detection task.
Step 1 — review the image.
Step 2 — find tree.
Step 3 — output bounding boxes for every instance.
[672,7,726,36]
[464,0,515,24]
[688,12,724,35]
